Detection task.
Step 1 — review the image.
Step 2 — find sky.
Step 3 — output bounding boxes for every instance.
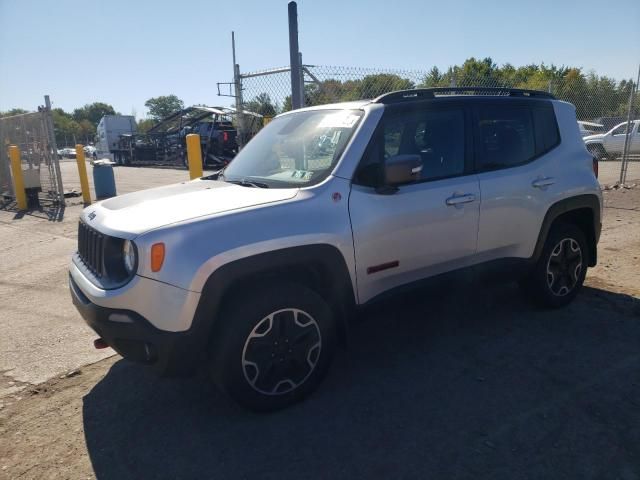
[1,0,639,118]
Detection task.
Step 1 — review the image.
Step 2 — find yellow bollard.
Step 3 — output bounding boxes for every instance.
[8,145,28,210]
[75,144,92,205]
[186,134,203,180]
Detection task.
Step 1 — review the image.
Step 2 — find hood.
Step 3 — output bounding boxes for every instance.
[82,180,299,237]
[583,133,605,143]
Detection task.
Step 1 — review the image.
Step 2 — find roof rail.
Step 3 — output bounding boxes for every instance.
[374,87,555,104]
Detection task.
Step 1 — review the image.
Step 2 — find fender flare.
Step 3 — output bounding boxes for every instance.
[531,194,601,266]
[189,244,356,346]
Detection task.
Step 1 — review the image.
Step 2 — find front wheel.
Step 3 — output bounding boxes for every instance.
[523,223,588,308]
[210,283,336,412]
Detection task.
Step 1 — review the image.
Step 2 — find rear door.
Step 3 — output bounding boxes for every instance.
[349,101,480,303]
[473,100,561,262]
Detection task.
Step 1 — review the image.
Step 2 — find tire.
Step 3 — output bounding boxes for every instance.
[523,223,588,308]
[210,283,336,412]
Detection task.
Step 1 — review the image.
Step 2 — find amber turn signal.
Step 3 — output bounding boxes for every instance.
[151,243,165,272]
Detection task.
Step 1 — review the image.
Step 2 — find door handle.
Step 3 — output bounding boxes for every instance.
[532,177,555,189]
[445,193,476,206]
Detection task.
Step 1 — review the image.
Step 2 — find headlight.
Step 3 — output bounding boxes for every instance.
[123,240,137,275]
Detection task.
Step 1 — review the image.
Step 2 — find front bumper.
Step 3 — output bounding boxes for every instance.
[70,274,204,376]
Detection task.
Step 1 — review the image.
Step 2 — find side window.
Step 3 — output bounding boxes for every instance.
[612,123,634,136]
[532,106,560,154]
[476,106,535,171]
[414,109,465,181]
[356,107,466,186]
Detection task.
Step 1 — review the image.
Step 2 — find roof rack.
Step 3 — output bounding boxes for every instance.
[374,87,556,104]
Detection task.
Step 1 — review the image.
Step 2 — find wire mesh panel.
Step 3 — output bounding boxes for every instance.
[0,110,64,209]
[237,63,639,182]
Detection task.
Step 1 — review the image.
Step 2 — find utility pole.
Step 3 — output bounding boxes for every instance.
[288,1,302,110]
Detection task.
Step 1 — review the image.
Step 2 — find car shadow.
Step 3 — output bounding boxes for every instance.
[83,283,640,480]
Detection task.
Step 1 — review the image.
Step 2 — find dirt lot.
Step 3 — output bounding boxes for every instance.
[1,184,639,480]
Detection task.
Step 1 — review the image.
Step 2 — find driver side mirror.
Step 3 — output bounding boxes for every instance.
[383,154,423,187]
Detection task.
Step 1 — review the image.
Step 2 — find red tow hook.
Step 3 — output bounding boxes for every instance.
[93,338,109,349]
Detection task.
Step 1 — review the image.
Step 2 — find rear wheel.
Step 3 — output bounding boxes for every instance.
[523,223,588,308]
[210,283,336,412]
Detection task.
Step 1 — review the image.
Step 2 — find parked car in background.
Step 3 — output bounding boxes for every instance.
[57,147,76,159]
[584,120,640,160]
[578,120,604,137]
[83,145,97,156]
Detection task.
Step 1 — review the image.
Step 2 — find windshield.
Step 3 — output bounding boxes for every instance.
[222,109,364,188]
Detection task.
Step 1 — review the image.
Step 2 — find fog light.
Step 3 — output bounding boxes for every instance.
[108,313,133,323]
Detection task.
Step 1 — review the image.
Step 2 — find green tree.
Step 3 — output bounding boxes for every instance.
[420,67,449,88]
[454,57,500,86]
[245,93,278,117]
[52,108,81,146]
[144,95,185,120]
[77,119,96,143]
[0,108,29,118]
[137,118,156,133]
[72,102,116,126]
[355,74,414,99]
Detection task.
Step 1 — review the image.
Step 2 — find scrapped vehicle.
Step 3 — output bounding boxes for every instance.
[69,87,602,411]
[584,120,640,160]
[190,120,238,160]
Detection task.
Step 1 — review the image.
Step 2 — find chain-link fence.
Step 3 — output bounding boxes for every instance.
[0,105,65,213]
[235,63,640,184]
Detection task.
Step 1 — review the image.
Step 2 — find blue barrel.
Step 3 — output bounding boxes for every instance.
[92,162,117,199]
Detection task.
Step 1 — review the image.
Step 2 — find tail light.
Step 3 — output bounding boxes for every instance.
[592,157,599,178]
[223,131,229,143]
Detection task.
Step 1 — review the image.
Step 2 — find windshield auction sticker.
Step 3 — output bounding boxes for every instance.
[317,112,360,129]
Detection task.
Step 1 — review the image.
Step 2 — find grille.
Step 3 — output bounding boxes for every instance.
[77,221,106,277]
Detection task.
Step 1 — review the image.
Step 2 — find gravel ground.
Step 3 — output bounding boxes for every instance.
[1,184,639,480]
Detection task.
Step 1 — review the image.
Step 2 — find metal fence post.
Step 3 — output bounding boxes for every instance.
[234,63,245,149]
[288,1,302,110]
[75,144,92,205]
[232,31,246,150]
[619,64,640,184]
[8,145,27,210]
[299,52,305,108]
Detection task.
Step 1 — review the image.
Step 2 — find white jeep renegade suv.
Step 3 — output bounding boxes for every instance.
[69,88,602,411]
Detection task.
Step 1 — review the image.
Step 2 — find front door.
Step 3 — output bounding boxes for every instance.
[349,102,480,303]
[606,122,639,154]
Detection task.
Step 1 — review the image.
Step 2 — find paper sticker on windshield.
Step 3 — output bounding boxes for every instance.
[317,112,360,129]
[291,170,314,180]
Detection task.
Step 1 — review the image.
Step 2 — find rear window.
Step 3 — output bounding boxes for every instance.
[532,106,560,154]
[476,106,535,171]
[475,103,560,172]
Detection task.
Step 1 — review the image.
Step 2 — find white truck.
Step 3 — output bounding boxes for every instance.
[584,120,640,160]
[96,115,137,161]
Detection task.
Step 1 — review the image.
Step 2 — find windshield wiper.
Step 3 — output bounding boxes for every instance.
[201,167,226,181]
[226,179,269,188]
